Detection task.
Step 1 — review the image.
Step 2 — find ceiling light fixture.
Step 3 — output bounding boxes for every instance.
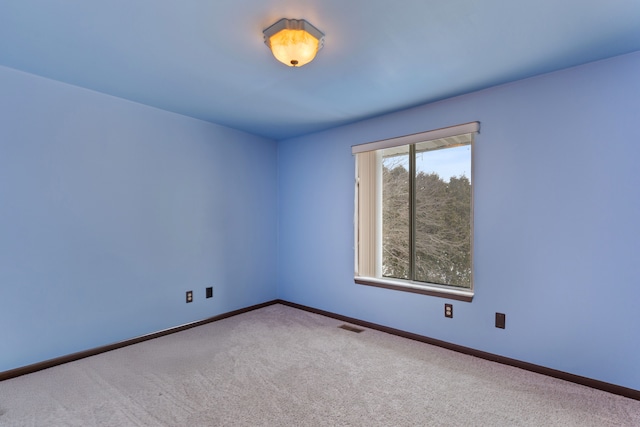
[263,18,324,67]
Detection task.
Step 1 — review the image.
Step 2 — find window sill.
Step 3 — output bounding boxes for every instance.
[354,276,474,302]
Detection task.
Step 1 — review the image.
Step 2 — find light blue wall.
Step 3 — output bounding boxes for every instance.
[0,66,278,372]
[278,51,640,390]
[3,51,639,391]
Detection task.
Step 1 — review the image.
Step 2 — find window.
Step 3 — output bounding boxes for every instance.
[353,122,479,301]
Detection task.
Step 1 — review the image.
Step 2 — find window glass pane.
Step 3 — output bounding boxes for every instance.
[381,146,410,279]
[414,143,471,287]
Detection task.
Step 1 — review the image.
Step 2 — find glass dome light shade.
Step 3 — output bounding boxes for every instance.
[264,19,324,67]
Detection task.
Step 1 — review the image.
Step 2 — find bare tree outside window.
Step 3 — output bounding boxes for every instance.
[382,153,410,279]
[381,144,471,288]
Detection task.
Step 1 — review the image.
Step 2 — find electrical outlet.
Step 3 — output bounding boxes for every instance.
[206,287,213,298]
[186,290,193,303]
[444,303,453,318]
[496,312,506,329]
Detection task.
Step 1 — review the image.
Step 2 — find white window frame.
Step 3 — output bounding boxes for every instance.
[352,122,479,302]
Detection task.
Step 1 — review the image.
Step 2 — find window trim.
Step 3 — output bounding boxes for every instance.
[351,122,480,155]
[353,122,479,302]
[354,276,474,302]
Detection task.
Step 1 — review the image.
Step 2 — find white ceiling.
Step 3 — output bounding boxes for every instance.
[1,0,639,140]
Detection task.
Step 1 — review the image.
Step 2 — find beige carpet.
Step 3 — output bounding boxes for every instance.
[0,304,638,426]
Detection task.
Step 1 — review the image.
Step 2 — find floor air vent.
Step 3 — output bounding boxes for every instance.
[339,324,364,333]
